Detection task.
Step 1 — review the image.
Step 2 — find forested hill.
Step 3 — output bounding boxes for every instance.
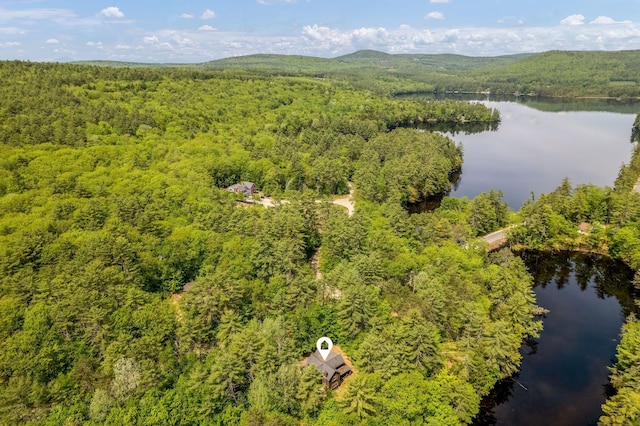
[74,49,640,97]
[68,60,183,68]
[205,50,530,72]
[1,57,636,424]
[0,60,540,425]
[201,50,531,93]
[466,50,640,97]
[204,49,640,97]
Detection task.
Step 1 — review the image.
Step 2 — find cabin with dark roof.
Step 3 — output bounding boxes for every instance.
[305,350,352,390]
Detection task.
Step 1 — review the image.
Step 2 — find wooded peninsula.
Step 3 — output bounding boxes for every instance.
[0,50,639,425]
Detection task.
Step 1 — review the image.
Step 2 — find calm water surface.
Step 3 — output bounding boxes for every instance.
[417,98,640,424]
[475,252,638,426]
[447,102,638,209]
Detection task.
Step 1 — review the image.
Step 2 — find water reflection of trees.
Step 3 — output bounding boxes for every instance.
[474,251,638,424]
[405,168,462,214]
[414,121,499,135]
[472,376,517,425]
[522,336,538,355]
[519,250,638,318]
[397,93,640,115]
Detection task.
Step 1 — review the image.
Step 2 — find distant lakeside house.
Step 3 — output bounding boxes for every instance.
[227,181,257,198]
[305,350,352,390]
[578,222,591,234]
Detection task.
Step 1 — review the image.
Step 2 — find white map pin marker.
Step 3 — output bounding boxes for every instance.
[316,336,333,361]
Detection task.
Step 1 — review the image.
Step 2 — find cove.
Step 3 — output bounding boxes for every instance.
[474,251,639,426]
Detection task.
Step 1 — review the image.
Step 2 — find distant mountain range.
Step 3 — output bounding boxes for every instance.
[70,49,533,71]
[200,49,533,72]
[72,49,640,98]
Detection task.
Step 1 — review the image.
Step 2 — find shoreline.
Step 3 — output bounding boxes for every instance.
[394,90,640,101]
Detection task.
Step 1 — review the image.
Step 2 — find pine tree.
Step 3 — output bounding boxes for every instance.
[298,365,326,416]
[341,375,377,419]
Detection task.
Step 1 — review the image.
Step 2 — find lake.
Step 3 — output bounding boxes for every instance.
[474,251,638,425]
[445,100,639,209]
[425,98,640,424]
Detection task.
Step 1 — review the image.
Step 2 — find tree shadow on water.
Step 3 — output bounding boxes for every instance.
[472,376,517,425]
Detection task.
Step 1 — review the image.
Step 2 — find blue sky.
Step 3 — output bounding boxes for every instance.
[0,0,639,62]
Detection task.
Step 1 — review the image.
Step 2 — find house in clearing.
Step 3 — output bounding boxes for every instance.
[578,222,591,234]
[305,350,352,390]
[227,181,257,198]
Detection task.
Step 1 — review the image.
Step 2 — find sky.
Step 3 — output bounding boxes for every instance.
[1,0,639,63]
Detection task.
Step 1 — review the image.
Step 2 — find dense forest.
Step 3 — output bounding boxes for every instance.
[76,49,640,98]
[202,49,640,98]
[0,60,543,425]
[597,114,640,425]
[1,56,639,424]
[601,317,640,424]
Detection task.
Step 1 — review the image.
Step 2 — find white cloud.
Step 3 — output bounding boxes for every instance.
[426,12,444,20]
[590,16,632,25]
[430,0,451,3]
[201,9,216,19]
[100,6,124,19]
[352,27,390,43]
[172,35,195,46]
[157,42,175,51]
[53,47,76,55]
[560,14,585,26]
[129,21,628,62]
[180,13,194,19]
[591,16,615,25]
[0,7,77,25]
[497,16,524,25]
[46,38,59,44]
[5,11,640,63]
[295,22,640,57]
[0,27,25,35]
[0,9,107,29]
[302,25,352,47]
[5,41,21,47]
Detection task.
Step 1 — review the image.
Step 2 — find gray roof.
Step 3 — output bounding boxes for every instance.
[306,351,349,379]
[227,182,257,196]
